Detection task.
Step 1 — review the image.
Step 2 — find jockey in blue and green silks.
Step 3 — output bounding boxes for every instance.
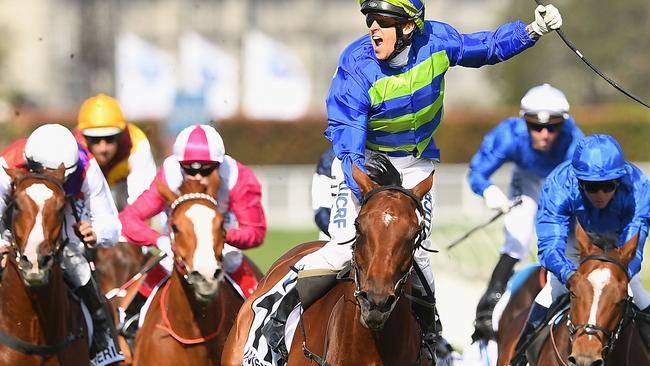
[247,0,566,363]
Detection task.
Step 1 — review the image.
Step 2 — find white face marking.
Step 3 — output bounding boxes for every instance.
[184,204,220,279]
[587,268,612,335]
[24,183,53,272]
[383,212,396,227]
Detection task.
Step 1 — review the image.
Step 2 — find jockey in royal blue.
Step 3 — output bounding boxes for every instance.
[468,84,584,342]
[254,0,566,362]
[0,124,124,365]
[513,134,650,364]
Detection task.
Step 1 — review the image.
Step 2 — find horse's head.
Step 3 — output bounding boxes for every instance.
[3,165,67,287]
[350,154,432,331]
[157,174,225,303]
[567,222,637,366]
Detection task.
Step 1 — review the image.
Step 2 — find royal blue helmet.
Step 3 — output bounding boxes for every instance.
[572,134,627,181]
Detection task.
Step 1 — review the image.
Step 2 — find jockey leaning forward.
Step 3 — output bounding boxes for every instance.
[0,124,123,364]
[469,84,584,342]
[118,124,266,338]
[258,0,565,362]
[74,94,157,211]
[512,134,650,365]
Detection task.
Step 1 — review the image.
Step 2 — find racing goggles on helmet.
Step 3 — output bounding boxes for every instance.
[365,14,407,28]
[180,162,218,177]
[523,112,566,125]
[579,179,620,194]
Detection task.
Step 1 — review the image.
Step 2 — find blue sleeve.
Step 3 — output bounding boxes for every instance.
[624,171,650,277]
[467,121,515,195]
[324,66,371,200]
[536,169,578,284]
[445,21,537,67]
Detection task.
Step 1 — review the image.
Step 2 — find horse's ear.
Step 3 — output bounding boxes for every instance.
[206,169,221,198]
[352,164,378,196]
[410,173,433,200]
[4,167,25,182]
[575,220,597,257]
[618,232,639,266]
[156,178,178,206]
[51,163,66,183]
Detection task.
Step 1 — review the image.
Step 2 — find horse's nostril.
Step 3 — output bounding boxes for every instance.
[188,271,203,283]
[38,255,52,269]
[213,268,223,279]
[591,360,603,366]
[567,356,577,365]
[357,291,369,301]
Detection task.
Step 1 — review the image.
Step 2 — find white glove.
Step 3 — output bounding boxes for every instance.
[531,4,563,36]
[156,236,173,258]
[483,185,511,213]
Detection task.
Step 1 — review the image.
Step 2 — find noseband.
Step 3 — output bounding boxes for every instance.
[351,185,426,301]
[566,254,631,359]
[168,192,221,283]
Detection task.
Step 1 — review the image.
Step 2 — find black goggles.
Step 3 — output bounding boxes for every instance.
[180,162,218,177]
[365,14,406,28]
[579,179,620,194]
[526,122,563,133]
[85,134,119,145]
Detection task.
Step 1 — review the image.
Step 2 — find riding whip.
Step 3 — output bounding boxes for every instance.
[534,0,649,108]
[446,197,523,251]
[105,250,167,300]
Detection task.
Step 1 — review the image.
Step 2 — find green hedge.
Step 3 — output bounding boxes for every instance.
[2,104,648,164]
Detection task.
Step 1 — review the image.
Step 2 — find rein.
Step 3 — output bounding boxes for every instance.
[0,326,84,356]
[155,279,224,345]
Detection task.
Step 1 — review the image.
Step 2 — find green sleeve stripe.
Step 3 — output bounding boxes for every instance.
[368,50,449,106]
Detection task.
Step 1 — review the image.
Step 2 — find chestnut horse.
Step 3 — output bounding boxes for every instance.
[132,176,246,365]
[533,223,650,366]
[0,167,88,365]
[224,155,432,365]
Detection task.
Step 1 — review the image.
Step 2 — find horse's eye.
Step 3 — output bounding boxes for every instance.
[171,224,179,233]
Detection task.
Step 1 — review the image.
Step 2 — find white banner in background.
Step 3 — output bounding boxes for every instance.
[116,33,176,120]
[179,32,239,120]
[243,30,310,120]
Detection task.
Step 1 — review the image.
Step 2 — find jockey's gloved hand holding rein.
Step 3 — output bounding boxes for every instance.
[527,4,562,38]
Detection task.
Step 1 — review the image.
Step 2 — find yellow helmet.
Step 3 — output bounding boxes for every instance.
[77,94,126,136]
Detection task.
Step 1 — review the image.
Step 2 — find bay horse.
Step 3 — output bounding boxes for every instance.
[533,223,650,366]
[132,176,245,365]
[224,155,432,365]
[0,166,88,365]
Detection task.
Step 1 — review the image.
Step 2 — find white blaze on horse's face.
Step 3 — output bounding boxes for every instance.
[382,211,397,227]
[587,268,612,338]
[24,183,53,272]
[184,203,220,279]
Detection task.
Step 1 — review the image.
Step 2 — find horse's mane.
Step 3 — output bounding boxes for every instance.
[178,179,208,195]
[585,231,618,252]
[365,153,402,187]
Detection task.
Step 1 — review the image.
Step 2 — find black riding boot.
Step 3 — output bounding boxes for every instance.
[412,288,454,364]
[472,254,518,342]
[119,292,147,344]
[262,273,337,360]
[76,277,120,353]
[637,305,650,347]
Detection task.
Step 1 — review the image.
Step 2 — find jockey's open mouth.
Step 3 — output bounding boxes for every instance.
[372,35,383,48]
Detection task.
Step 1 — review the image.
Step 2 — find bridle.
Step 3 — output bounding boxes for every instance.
[168,192,223,284]
[4,173,69,276]
[350,185,427,302]
[563,254,632,360]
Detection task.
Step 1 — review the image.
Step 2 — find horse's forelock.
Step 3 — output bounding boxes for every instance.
[365,153,402,187]
[178,179,207,195]
[585,231,618,252]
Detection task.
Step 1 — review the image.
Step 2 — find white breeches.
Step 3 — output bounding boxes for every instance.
[297,152,437,291]
[502,167,543,260]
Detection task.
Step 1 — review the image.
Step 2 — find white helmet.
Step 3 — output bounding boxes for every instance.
[173,124,225,163]
[24,124,79,177]
[520,83,570,123]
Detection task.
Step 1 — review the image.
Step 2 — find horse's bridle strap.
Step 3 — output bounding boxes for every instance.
[170,192,218,211]
[362,185,424,216]
[580,254,629,279]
